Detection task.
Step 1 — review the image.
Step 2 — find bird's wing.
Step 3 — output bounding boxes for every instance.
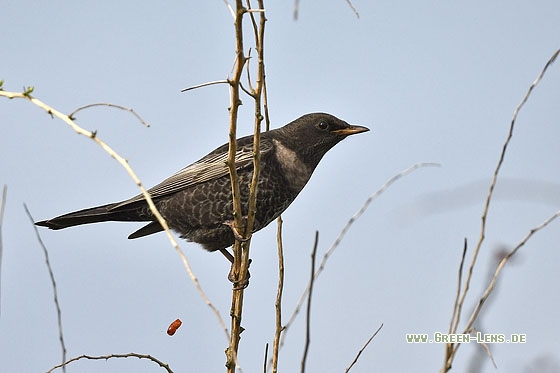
[112,138,272,209]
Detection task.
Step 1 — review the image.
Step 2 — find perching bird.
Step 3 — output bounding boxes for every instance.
[36,113,369,254]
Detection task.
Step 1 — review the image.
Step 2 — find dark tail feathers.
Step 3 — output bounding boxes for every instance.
[35,202,151,230]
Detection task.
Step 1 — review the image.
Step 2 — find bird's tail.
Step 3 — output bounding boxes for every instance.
[35,202,149,230]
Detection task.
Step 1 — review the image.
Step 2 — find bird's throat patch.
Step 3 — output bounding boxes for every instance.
[272,139,311,190]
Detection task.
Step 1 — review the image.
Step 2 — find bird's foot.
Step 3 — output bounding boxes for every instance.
[227,258,252,289]
[232,276,250,290]
[223,221,251,242]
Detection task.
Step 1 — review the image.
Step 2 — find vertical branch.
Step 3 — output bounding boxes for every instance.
[448,239,468,335]
[24,204,67,373]
[453,49,560,334]
[225,1,248,370]
[301,231,319,373]
[226,0,248,280]
[271,216,285,372]
[248,4,270,130]
[440,48,560,372]
[226,1,267,371]
[443,239,467,368]
[226,0,266,373]
[262,344,269,373]
[245,0,266,245]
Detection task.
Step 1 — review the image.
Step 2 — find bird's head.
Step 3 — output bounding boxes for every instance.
[276,113,369,168]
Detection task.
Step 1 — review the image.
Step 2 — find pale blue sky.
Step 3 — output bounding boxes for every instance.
[2,1,560,372]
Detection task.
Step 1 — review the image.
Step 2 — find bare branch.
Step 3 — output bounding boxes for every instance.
[227,1,267,370]
[471,328,498,369]
[444,239,467,364]
[46,352,173,373]
[345,323,384,372]
[225,2,251,371]
[263,343,269,373]
[301,231,319,373]
[223,0,236,18]
[0,89,229,340]
[465,208,560,332]
[344,0,360,18]
[448,239,468,335]
[181,79,229,92]
[24,204,67,372]
[68,103,150,127]
[244,0,267,266]
[271,216,285,373]
[458,48,559,321]
[441,48,560,372]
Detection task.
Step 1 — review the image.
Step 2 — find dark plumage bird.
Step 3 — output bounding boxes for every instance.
[36,113,369,252]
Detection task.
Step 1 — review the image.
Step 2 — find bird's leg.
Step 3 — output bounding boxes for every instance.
[232,258,251,290]
[218,248,239,282]
[220,247,252,287]
[219,248,235,264]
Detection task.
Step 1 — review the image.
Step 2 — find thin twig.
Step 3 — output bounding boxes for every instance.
[301,231,319,373]
[448,239,468,335]
[344,0,360,18]
[46,352,173,373]
[181,79,229,92]
[223,0,236,18]
[263,343,269,373]
[24,204,67,373]
[271,216,285,373]
[441,48,560,372]
[244,0,266,260]
[471,328,498,369]
[465,209,560,332]
[454,48,560,334]
[444,239,467,363]
[244,49,254,93]
[68,103,150,127]
[244,0,266,264]
[262,79,270,131]
[0,89,229,340]
[240,80,253,97]
[345,323,384,372]
[282,163,439,344]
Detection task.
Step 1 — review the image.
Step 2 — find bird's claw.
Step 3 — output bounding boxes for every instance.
[227,258,252,289]
[232,277,250,290]
[223,221,251,242]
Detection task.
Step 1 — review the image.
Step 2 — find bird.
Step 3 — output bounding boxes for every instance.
[36,113,369,257]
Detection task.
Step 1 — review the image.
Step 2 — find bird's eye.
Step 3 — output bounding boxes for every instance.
[317,121,329,130]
